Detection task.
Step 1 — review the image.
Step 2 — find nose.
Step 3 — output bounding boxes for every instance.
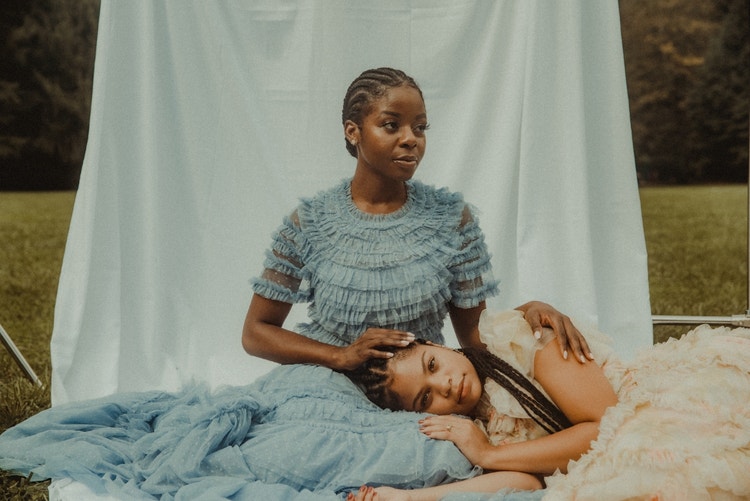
[399,127,418,149]
[434,374,452,398]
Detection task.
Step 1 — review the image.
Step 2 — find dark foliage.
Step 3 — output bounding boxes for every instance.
[0,0,99,190]
[620,0,748,184]
[685,0,749,182]
[0,0,746,189]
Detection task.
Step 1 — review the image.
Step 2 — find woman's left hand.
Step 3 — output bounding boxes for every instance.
[515,301,594,364]
[419,415,491,467]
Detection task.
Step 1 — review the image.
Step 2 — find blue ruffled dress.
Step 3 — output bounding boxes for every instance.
[0,365,545,500]
[252,179,499,345]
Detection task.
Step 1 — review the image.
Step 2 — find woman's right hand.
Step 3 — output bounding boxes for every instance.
[335,328,415,371]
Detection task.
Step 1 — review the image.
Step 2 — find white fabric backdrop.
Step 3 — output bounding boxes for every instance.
[51,0,651,406]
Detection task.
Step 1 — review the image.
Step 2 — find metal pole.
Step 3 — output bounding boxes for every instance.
[0,323,43,387]
[652,314,750,327]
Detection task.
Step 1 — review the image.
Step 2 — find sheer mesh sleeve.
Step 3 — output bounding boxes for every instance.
[251,210,311,303]
[449,205,499,308]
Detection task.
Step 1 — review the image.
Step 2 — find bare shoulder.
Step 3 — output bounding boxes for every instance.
[533,338,618,424]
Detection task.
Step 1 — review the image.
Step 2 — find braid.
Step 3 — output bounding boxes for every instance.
[341,67,424,158]
[460,347,572,434]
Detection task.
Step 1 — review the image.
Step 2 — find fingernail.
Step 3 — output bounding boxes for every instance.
[580,355,586,363]
[588,352,594,359]
[534,330,541,340]
[386,352,394,358]
[406,332,416,338]
[563,350,568,360]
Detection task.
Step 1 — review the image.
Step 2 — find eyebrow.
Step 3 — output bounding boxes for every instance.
[411,350,428,411]
[379,110,428,121]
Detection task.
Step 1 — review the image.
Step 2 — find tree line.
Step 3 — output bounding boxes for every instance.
[0,0,747,190]
[0,0,99,190]
[620,0,748,184]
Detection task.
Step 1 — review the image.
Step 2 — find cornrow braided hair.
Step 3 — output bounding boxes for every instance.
[459,347,572,434]
[344,339,427,411]
[345,340,572,435]
[341,67,424,158]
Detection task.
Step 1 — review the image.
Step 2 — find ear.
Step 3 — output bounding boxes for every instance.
[344,120,360,145]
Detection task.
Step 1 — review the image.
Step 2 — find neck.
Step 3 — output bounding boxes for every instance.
[350,175,408,214]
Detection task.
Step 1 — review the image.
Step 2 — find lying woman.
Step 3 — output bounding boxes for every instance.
[0,359,543,500]
[346,309,750,500]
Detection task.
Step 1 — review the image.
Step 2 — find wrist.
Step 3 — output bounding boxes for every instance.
[330,345,358,371]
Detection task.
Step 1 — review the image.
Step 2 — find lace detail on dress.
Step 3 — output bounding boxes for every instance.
[260,268,301,294]
[257,211,305,293]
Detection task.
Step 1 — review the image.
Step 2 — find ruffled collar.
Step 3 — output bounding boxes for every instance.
[341,179,417,222]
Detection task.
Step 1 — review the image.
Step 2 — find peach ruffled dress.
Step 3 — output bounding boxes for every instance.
[475,309,750,500]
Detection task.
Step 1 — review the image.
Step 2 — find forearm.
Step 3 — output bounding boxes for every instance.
[480,422,599,475]
[242,320,343,368]
[242,295,346,369]
[449,302,486,349]
[402,471,541,501]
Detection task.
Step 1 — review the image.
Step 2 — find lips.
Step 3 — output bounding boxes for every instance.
[456,375,465,404]
[394,156,418,167]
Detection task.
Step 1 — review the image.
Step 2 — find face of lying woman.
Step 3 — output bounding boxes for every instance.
[388,343,483,416]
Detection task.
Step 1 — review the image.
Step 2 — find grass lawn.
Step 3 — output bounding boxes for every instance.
[0,185,747,499]
[0,191,73,499]
[641,185,748,343]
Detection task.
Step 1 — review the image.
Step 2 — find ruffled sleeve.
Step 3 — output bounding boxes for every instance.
[448,205,498,308]
[251,209,311,304]
[478,310,543,376]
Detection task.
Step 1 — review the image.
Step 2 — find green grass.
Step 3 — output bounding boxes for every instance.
[0,186,747,499]
[641,185,748,343]
[0,191,74,500]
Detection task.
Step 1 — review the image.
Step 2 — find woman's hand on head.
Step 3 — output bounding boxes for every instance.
[419,415,492,468]
[335,328,415,371]
[515,301,594,364]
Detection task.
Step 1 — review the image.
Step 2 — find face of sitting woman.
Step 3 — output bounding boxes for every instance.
[345,85,428,185]
[387,343,483,416]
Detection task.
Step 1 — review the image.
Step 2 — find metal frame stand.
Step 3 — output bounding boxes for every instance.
[652,314,750,327]
[0,322,43,387]
[652,121,750,329]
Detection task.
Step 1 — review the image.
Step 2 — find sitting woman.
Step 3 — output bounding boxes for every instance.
[346,309,750,501]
